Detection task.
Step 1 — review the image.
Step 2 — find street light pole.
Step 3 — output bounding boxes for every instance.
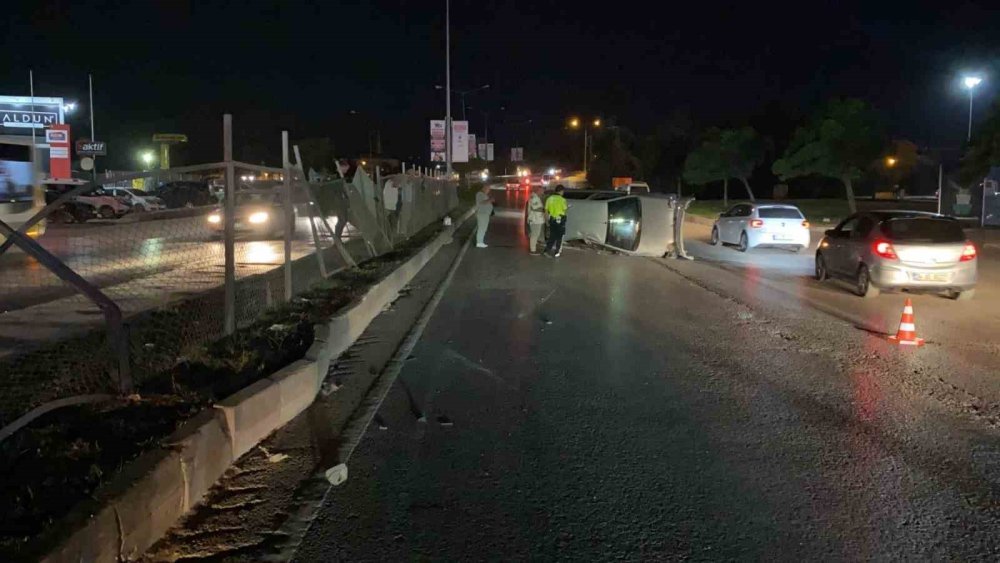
[89,74,97,180]
[964,75,983,142]
[445,0,452,177]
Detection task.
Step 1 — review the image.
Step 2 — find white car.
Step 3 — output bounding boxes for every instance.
[711,203,810,252]
[106,187,166,212]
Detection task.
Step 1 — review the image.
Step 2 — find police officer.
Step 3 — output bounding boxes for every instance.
[543,185,568,257]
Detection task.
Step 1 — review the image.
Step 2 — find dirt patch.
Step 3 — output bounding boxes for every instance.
[0,223,445,561]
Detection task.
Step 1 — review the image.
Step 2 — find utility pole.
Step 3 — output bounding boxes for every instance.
[89,74,97,180]
[445,0,452,177]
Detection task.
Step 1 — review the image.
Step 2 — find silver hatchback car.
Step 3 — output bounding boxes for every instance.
[815,211,977,299]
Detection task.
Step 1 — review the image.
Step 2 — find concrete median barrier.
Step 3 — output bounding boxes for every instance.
[41,206,474,563]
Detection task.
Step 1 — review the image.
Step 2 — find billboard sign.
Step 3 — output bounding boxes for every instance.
[451,120,469,163]
[76,140,107,156]
[469,134,477,159]
[46,124,71,180]
[511,147,524,162]
[0,96,64,136]
[485,143,495,162]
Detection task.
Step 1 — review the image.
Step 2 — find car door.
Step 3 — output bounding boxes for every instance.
[730,204,752,242]
[717,206,739,243]
[824,215,859,275]
[845,215,877,271]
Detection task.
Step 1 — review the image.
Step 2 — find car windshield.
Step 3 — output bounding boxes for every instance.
[758,207,803,219]
[881,217,964,243]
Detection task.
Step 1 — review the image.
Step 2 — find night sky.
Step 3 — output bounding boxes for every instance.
[3,0,998,170]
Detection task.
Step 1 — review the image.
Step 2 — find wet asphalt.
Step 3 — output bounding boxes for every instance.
[293,191,1000,561]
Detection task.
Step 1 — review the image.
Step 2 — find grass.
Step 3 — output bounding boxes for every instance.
[688,199,852,225]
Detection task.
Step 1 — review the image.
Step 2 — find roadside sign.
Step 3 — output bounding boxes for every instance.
[485,143,494,162]
[511,147,524,162]
[152,133,187,143]
[0,95,64,135]
[469,134,477,159]
[452,120,469,163]
[47,124,71,180]
[76,140,107,156]
[430,120,446,162]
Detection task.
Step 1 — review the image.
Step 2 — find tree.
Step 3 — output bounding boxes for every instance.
[682,127,766,206]
[961,99,1000,185]
[772,98,884,213]
[880,139,919,189]
[586,125,641,189]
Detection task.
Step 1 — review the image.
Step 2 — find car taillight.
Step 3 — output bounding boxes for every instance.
[960,242,977,262]
[802,220,810,228]
[750,219,764,228]
[873,239,898,260]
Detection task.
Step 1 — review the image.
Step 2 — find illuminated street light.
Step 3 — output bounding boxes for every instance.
[567,116,602,174]
[63,102,77,113]
[139,151,155,168]
[963,75,984,142]
[886,157,897,167]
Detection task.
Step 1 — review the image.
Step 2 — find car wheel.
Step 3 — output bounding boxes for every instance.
[99,205,115,219]
[949,288,976,301]
[855,264,880,298]
[815,253,828,281]
[737,232,749,253]
[710,227,720,246]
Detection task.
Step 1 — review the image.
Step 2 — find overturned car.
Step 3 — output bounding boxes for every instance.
[526,190,691,257]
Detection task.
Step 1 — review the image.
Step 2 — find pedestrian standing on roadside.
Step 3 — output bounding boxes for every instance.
[527,185,546,255]
[475,184,495,248]
[543,185,568,257]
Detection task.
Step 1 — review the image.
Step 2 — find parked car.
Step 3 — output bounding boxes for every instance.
[815,211,977,299]
[207,190,293,239]
[105,187,165,212]
[155,181,216,209]
[45,189,97,223]
[59,187,130,219]
[711,203,810,252]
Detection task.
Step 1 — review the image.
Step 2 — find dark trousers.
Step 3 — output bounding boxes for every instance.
[544,216,566,254]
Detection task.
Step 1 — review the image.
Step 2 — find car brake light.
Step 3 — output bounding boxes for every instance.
[802,220,810,228]
[873,239,898,260]
[960,242,977,262]
[750,219,764,228]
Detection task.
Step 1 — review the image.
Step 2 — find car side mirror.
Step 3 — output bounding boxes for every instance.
[824,229,837,237]
[718,212,726,218]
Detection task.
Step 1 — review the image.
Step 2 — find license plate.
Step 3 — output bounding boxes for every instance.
[912,272,950,282]
[773,234,792,241]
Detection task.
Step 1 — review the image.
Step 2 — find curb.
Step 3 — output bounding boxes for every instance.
[42,207,475,563]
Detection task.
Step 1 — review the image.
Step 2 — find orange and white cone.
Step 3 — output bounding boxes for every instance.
[888,298,924,346]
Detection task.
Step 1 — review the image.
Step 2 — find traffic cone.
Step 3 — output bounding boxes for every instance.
[888,298,924,346]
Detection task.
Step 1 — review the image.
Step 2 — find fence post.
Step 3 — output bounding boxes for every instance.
[223,114,236,335]
[282,131,293,301]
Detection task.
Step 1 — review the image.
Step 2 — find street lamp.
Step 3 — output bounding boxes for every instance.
[963,75,984,142]
[435,84,490,121]
[63,102,77,114]
[568,117,602,175]
[885,157,897,167]
[139,151,155,169]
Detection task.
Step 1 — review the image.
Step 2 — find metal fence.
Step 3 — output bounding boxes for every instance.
[0,114,457,430]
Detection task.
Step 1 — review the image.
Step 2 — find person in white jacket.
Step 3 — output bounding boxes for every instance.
[475,184,495,248]
[527,185,546,255]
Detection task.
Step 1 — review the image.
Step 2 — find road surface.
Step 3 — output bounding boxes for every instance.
[0,214,361,356]
[289,191,1000,560]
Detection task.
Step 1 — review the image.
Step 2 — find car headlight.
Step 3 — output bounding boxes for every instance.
[248,211,269,224]
[208,213,221,224]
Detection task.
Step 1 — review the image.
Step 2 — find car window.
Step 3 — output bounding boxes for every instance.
[881,218,965,243]
[737,205,753,217]
[606,196,641,251]
[835,216,860,235]
[722,206,739,218]
[758,207,803,219]
[853,216,877,239]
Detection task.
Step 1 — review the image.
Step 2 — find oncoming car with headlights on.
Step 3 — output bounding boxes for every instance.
[207,189,293,239]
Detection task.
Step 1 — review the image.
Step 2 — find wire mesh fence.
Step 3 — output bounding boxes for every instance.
[0,116,458,429]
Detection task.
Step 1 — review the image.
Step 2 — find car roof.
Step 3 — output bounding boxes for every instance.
[753,203,799,209]
[869,210,951,220]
